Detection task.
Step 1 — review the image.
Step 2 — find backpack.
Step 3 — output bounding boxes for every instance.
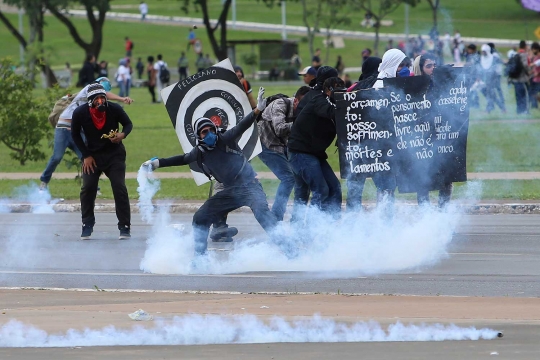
[505,54,524,79]
[257,93,291,123]
[48,93,78,128]
[159,63,170,83]
[130,42,134,50]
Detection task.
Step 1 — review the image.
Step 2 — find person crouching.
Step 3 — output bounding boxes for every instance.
[71,83,133,240]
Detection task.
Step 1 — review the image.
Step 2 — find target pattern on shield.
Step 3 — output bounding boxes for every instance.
[160,59,261,185]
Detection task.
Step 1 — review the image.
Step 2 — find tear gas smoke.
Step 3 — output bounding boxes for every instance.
[136,166,161,222]
[0,315,499,347]
[137,168,478,275]
[1,183,61,214]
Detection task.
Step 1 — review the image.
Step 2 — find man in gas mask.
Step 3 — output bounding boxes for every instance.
[143,88,283,257]
[287,77,346,221]
[71,83,134,240]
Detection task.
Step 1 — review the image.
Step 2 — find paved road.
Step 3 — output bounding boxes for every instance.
[0,212,539,297]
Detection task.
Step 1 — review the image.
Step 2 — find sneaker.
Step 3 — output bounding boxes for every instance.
[81,224,93,240]
[119,225,131,240]
[210,226,238,242]
[39,181,48,191]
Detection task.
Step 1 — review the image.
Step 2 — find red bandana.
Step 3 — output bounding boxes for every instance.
[89,107,107,130]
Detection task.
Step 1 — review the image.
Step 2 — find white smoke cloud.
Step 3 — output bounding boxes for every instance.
[1,183,61,214]
[0,315,499,347]
[137,168,480,276]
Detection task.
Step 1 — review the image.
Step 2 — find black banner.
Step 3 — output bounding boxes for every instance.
[335,67,470,193]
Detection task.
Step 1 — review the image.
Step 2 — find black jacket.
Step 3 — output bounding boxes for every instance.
[158,111,258,186]
[287,93,336,159]
[71,102,133,159]
[79,61,97,87]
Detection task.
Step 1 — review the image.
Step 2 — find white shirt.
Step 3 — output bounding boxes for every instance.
[139,2,148,14]
[153,60,167,72]
[59,85,91,120]
[116,65,131,82]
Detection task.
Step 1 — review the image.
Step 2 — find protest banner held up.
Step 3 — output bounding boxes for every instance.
[335,66,470,194]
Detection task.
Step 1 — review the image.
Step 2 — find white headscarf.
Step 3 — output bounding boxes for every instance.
[373,49,406,89]
[480,44,494,70]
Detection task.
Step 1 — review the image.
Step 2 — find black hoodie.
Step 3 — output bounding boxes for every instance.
[295,66,338,117]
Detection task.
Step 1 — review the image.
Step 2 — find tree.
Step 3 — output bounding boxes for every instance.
[44,0,110,59]
[320,0,352,64]
[352,0,419,55]
[0,58,54,165]
[300,0,324,58]
[0,0,58,87]
[425,0,441,34]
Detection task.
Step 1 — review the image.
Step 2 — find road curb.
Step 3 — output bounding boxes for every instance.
[4,203,540,215]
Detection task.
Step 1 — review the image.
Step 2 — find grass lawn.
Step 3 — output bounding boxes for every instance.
[1,178,539,201]
[109,0,540,41]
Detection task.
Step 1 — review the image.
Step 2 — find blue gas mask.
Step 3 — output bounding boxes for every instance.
[202,131,217,147]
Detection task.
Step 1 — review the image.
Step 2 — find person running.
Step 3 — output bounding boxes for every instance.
[142,88,283,257]
[71,84,134,240]
[39,78,133,190]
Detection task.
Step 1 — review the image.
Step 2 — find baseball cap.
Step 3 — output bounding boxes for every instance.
[298,66,317,76]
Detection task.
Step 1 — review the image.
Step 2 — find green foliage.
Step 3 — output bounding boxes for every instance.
[0,58,52,165]
[241,53,258,66]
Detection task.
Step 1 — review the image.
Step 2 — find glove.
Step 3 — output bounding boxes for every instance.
[256,87,266,112]
[142,157,159,171]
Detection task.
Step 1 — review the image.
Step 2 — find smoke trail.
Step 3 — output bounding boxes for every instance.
[0,315,499,347]
[136,166,161,223]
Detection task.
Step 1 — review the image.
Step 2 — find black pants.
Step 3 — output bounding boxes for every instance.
[179,67,188,81]
[80,146,130,229]
[148,85,156,102]
[192,180,278,255]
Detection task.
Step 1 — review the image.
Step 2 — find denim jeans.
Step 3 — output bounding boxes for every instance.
[258,145,295,221]
[346,177,366,212]
[119,79,131,97]
[288,151,342,221]
[40,127,83,184]
[192,180,278,255]
[514,82,529,114]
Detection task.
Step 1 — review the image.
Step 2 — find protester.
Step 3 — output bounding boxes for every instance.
[479,44,506,113]
[509,40,530,114]
[116,58,131,98]
[39,78,133,191]
[139,1,148,21]
[78,54,97,87]
[177,51,189,81]
[142,88,283,257]
[298,66,316,86]
[312,48,322,69]
[287,77,345,222]
[187,29,196,51]
[348,56,381,92]
[335,55,345,76]
[258,86,310,220]
[487,43,505,108]
[125,37,134,58]
[196,53,206,72]
[136,57,144,79]
[410,53,453,208]
[295,66,338,117]
[204,54,213,68]
[154,54,168,103]
[529,42,540,109]
[71,84,134,240]
[234,66,257,109]
[361,48,372,63]
[343,74,352,88]
[97,60,108,78]
[345,57,382,211]
[370,49,407,215]
[147,56,157,103]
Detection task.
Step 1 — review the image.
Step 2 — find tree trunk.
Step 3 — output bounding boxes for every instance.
[199,0,231,61]
[432,7,437,30]
[374,25,380,56]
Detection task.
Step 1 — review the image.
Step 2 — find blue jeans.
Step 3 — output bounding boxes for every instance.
[119,79,131,97]
[288,151,342,220]
[258,145,295,221]
[513,82,529,114]
[346,177,366,212]
[40,127,82,183]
